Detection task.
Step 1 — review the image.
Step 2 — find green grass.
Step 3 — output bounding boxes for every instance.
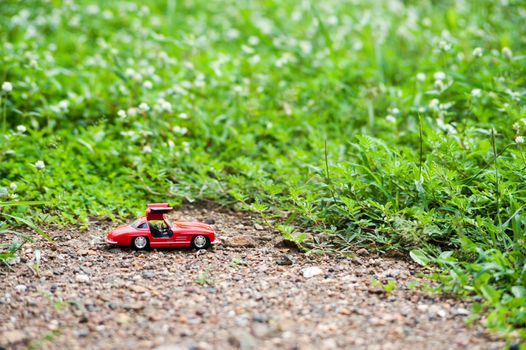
[1,0,525,342]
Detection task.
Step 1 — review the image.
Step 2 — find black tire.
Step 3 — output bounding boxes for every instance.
[131,236,149,250]
[191,235,210,249]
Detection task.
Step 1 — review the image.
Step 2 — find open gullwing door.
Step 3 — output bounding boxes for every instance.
[146,203,173,220]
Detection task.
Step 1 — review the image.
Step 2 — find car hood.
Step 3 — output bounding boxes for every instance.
[173,221,213,232]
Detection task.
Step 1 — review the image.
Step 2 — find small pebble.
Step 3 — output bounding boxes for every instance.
[75,274,90,283]
[77,329,89,338]
[453,307,470,316]
[142,271,156,279]
[276,255,293,266]
[302,266,323,278]
[252,314,267,323]
[14,285,27,293]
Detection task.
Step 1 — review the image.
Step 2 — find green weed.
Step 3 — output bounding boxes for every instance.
[195,269,213,286]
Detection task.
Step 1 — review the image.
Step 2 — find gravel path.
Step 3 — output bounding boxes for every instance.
[1,206,503,349]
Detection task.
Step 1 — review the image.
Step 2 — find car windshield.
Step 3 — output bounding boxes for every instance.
[130,219,141,228]
[165,218,173,227]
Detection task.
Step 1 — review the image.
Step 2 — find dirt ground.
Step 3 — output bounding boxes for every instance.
[0,206,504,350]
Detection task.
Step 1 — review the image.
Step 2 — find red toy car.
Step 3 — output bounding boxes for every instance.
[106,203,216,250]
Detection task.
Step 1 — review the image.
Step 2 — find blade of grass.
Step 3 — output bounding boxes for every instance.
[0,200,48,207]
[2,213,51,241]
[0,229,35,242]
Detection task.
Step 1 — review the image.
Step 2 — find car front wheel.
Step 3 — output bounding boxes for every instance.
[192,235,210,249]
[132,236,149,250]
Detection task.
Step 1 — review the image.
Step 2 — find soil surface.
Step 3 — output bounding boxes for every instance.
[1,206,504,350]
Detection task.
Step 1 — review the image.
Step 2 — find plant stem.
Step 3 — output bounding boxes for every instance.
[324,139,337,203]
[1,94,5,136]
[418,113,424,180]
[490,129,501,240]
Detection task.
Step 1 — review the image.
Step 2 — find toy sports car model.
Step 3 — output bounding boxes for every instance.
[106,203,216,250]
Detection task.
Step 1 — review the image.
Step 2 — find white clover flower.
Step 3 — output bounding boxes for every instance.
[86,4,100,14]
[300,41,313,54]
[96,37,109,49]
[178,113,189,119]
[471,88,482,97]
[433,72,446,80]
[2,82,13,93]
[416,73,426,81]
[291,10,302,21]
[70,15,80,27]
[138,102,150,112]
[127,107,138,117]
[506,89,520,101]
[386,115,396,123]
[226,28,240,40]
[440,102,454,110]
[241,45,254,54]
[436,117,457,135]
[275,53,295,68]
[125,68,142,81]
[390,107,400,115]
[502,47,513,59]
[102,10,113,19]
[182,141,190,153]
[248,36,259,46]
[172,126,188,135]
[142,145,152,153]
[120,130,136,138]
[117,110,126,118]
[9,182,17,191]
[249,55,260,65]
[16,125,27,133]
[142,80,153,89]
[513,122,521,132]
[438,40,451,51]
[34,160,45,169]
[515,136,524,144]
[58,100,69,110]
[327,15,338,25]
[211,60,223,76]
[154,99,172,113]
[472,47,483,57]
[194,78,205,88]
[158,51,168,61]
[161,100,172,112]
[429,99,440,110]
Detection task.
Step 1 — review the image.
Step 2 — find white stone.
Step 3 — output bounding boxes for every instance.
[14,285,27,293]
[302,266,323,278]
[75,274,90,283]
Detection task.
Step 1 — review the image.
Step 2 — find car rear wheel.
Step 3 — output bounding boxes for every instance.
[192,235,210,249]
[132,236,149,250]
